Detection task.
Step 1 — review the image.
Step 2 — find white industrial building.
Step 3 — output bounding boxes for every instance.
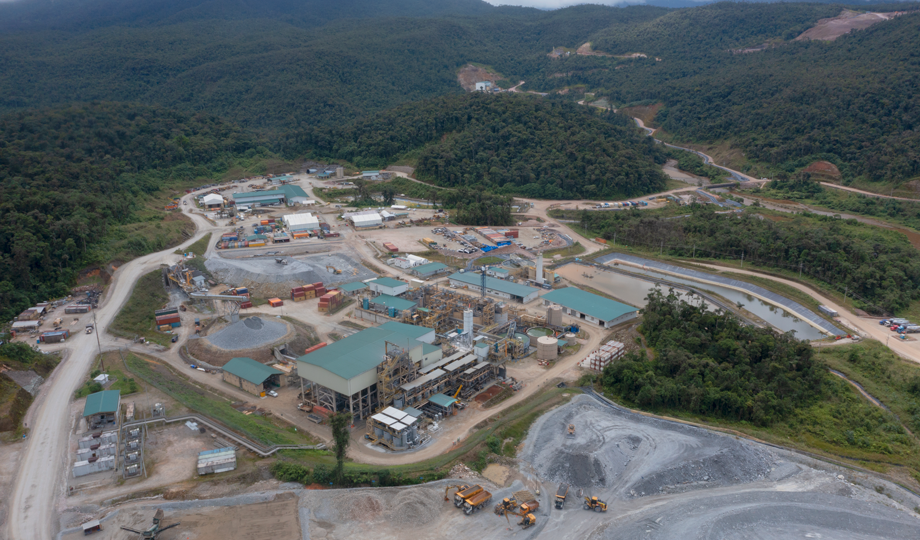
[368,277,409,296]
[351,213,382,229]
[283,212,320,232]
[202,193,224,208]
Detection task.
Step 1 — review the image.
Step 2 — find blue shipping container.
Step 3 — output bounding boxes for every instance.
[170,322,181,328]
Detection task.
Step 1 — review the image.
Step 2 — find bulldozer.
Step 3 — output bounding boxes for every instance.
[583,496,608,512]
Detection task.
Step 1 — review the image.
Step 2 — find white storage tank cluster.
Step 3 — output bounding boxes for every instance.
[537,336,558,360]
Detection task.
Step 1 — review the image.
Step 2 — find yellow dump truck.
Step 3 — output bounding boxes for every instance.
[463,490,493,515]
[454,485,483,508]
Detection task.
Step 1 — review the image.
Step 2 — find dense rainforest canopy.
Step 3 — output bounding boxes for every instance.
[602,289,825,426]
[301,93,668,199]
[576,205,920,315]
[2,2,918,182]
[0,103,258,321]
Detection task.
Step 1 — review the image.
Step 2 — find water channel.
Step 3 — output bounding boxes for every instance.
[578,265,828,340]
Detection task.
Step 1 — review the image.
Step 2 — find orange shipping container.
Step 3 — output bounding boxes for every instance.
[269,298,283,307]
[594,237,608,244]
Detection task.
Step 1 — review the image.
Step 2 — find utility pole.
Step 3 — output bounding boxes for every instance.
[660,240,663,256]
[799,262,803,280]
[613,232,617,247]
[741,251,744,269]
[93,308,104,371]
[692,244,696,259]
[844,285,848,302]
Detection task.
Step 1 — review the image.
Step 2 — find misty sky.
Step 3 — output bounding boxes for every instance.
[484,0,626,7]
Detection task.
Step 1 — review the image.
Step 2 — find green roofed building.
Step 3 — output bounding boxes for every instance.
[83,390,121,430]
[411,262,448,277]
[448,272,540,303]
[541,287,638,328]
[222,357,283,396]
[232,184,309,208]
[338,281,369,296]
[370,294,417,315]
[297,322,441,421]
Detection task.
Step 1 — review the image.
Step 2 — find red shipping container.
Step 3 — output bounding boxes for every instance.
[304,284,315,291]
[312,282,323,288]
[240,301,253,309]
[304,342,328,354]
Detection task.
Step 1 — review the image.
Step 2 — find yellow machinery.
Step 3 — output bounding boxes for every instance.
[502,508,537,529]
[452,385,463,399]
[494,497,517,516]
[326,265,342,274]
[567,424,575,438]
[583,496,608,512]
[444,484,470,502]
[453,485,484,508]
[518,514,536,529]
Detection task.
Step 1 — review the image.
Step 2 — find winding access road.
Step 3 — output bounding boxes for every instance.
[6,201,220,540]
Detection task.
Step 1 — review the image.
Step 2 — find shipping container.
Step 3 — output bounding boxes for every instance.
[304,342,328,354]
[817,305,838,318]
[269,298,283,308]
[170,322,181,328]
[240,301,253,309]
[504,230,519,238]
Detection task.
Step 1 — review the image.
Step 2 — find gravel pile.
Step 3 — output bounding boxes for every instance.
[205,252,377,296]
[206,316,289,350]
[303,485,443,527]
[521,395,775,497]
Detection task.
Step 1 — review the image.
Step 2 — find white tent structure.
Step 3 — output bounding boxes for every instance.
[351,213,382,229]
[202,193,224,207]
[283,213,320,232]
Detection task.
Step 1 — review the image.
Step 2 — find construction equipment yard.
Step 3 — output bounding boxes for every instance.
[53,392,920,539]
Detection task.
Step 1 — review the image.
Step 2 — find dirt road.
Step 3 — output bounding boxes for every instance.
[6,198,220,540]
[689,262,920,365]
[347,325,607,466]
[820,182,920,202]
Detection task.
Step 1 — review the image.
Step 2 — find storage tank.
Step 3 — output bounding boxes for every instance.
[463,309,473,336]
[537,336,558,360]
[547,305,563,326]
[527,327,552,338]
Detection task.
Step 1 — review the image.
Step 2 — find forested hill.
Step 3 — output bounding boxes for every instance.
[0,102,258,321]
[300,93,669,199]
[532,3,920,184]
[0,0,495,33]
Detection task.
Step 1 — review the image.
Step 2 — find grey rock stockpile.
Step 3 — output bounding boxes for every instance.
[522,395,774,496]
[206,316,289,350]
[205,252,377,296]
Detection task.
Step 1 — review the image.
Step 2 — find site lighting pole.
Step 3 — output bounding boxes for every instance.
[93,308,104,371]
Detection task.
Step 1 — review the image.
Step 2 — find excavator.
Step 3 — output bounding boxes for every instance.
[326,265,342,274]
[503,507,537,529]
[121,509,180,538]
[583,496,608,512]
[444,484,470,502]
[567,424,575,438]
